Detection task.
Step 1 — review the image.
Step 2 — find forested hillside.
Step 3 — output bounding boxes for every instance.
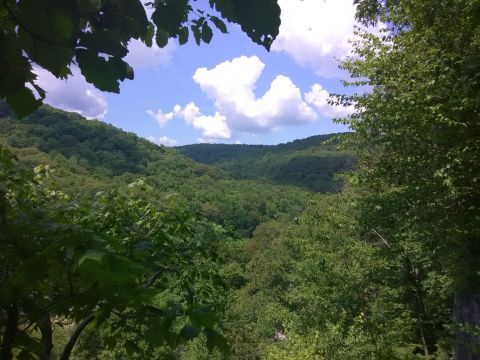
[178,135,354,192]
[0,102,354,359]
[0,103,348,241]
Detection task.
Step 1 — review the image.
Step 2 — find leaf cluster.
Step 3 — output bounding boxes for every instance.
[0,0,281,117]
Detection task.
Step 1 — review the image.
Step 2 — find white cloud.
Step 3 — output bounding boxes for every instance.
[192,56,317,134]
[272,0,357,77]
[125,39,176,71]
[147,135,178,147]
[34,67,108,119]
[146,108,175,127]
[305,84,354,118]
[148,56,350,139]
[148,101,231,140]
[175,103,231,139]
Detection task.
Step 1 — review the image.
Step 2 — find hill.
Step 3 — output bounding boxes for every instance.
[0,103,309,237]
[177,134,354,192]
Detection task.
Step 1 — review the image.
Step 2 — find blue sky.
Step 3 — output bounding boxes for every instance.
[36,0,361,146]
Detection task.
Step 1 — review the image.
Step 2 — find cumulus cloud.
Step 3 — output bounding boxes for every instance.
[148,56,350,139]
[192,56,317,135]
[305,84,354,118]
[147,135,178,147]
[180,103,231,139]
[34,67,108,119]
[272,0,357,77]
[146,108,175,127]
[125,39,176,71]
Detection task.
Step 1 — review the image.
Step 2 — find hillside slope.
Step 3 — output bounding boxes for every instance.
[177,134,355,192]
[0,103,309,237]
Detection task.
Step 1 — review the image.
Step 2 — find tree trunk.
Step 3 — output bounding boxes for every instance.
[39,313,53,360]
[405,258,432,356]
[1,304,18,360]
[454,293,480,360]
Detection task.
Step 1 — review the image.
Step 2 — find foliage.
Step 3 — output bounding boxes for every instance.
[0,0,281,117]
[178,134,340,164]
[0,104,320,237]
[335,0,480,356]
[0,147,228,358]
[223,192,454,359]
[178,134,355,192]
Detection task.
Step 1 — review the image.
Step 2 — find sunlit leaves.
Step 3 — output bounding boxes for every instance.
[0,147,227,357]
[337,0,480,356]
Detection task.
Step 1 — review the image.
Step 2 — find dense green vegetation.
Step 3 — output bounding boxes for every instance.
[178,135,354,192]
[0,103,351,358]
[1,0,480,359]
[0,103,317,239]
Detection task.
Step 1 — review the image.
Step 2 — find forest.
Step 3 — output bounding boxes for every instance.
[1,0,479,359]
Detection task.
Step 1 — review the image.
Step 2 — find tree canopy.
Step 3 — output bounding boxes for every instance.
[0,0,281,117]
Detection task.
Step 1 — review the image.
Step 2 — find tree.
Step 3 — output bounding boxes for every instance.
[338,0,480,357]
[0,147,228,359]
[0,0,281,117]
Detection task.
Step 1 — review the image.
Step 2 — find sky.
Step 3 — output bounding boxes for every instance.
[35,0,362,146]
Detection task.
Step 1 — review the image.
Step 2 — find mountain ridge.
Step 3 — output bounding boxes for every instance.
[177,132,354,192]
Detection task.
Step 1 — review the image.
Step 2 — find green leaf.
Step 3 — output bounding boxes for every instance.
[17,254,48,284]
[205,328,230,354]
[112,0,149,38]
[178,323,200,342]
[151,0,188,35]
[144,325,166,346]
[76,0,104,14]
[5,88,41,118]
[179,26,189,45]
[125,340,141,357]
[76,49,121,92]
[79,30,129,58]
[78,249,105,266]
[17,0,75,75]
[142,23,155,47]
[201,23,213,44]
[188,306,217,328]
[86,308,111,331]
[110,57,134,81]
[191,25,201,45]
[210,16,228,34]
[209,0,235,22]
[155,29,169,48]
[231,0,281,50]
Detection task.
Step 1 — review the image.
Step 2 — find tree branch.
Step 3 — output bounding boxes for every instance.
[372,229,391,248]
[59,314,95,360]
